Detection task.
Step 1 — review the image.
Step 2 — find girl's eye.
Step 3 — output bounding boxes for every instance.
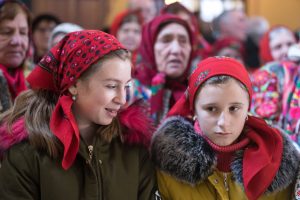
[106,85,117,89]
[229,106,239,112]
[206,107,216,112]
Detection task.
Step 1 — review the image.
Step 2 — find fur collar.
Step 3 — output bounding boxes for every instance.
[151,116,300,193]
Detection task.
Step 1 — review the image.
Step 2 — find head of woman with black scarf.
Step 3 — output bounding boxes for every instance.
[0,30,157,199]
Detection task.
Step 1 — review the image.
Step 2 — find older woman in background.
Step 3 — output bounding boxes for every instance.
[0,0,31,113]
[132,14,194,125]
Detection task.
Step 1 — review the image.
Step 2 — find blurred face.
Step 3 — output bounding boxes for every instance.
[117,21,141,52]
[50,32,66,48]
[270,30,296,62]
[71,57,131,128]
[194,79,249,146]
[154,23,191,78]
[222,11,247,41]
[0,12,29,68]
[217,48,244,65]
[33,20,57,54]
[177,11,195,33]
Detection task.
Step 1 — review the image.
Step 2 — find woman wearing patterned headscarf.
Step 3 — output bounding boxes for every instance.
[151,57,299,200]
[133,14,194,125]
[251,26,299,143]
[0,30,157,200]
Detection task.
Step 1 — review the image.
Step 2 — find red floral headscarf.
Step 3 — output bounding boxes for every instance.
[168,57,283,200]
[27,30,125,169]
[259,25,296,64]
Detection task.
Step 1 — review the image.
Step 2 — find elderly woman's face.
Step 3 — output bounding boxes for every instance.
[154,23,191,78]
[0,12,29,68]
[269,29,296,62]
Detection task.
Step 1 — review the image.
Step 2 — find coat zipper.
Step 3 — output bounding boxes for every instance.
[223,173,229,192]
[86,145,104,200]
[86,145,94,164]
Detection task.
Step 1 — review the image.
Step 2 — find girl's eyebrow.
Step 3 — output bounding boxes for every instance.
[103,78,132,83]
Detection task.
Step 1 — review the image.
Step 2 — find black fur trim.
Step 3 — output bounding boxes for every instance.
[151,116,216,185]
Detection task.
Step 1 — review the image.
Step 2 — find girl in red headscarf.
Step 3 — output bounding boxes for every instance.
[0,30,157,200]
[151,57,299,200]
[133,14,194,125]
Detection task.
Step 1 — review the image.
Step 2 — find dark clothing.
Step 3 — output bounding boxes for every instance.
[0,135,157,200]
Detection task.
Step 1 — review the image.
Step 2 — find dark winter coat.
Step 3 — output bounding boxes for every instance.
[0,134,157,200]
[0,104,158,200]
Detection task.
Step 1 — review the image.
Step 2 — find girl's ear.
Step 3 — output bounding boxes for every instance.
[68,84,77,96]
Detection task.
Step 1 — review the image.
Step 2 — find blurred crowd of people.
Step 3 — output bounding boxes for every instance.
[0,0,300,199]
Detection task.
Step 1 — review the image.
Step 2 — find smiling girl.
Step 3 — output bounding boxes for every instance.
[0,30,157,200]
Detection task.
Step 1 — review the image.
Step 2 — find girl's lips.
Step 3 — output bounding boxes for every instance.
[105,108,119,117]
[215,132,231,136]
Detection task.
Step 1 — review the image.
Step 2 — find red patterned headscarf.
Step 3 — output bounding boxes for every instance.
[259,25,296,64]
[27,30,125,169]
[167,57,283,200]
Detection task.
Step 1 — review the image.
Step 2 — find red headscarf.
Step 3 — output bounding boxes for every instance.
[27,30,125,169]
[168,57,283,200]
[259,25,296,64]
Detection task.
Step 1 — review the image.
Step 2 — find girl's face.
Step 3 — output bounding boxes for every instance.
[194,79,249,146]
[269,29,296,62]
[70,57,131,129]
[117,21,141,52]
